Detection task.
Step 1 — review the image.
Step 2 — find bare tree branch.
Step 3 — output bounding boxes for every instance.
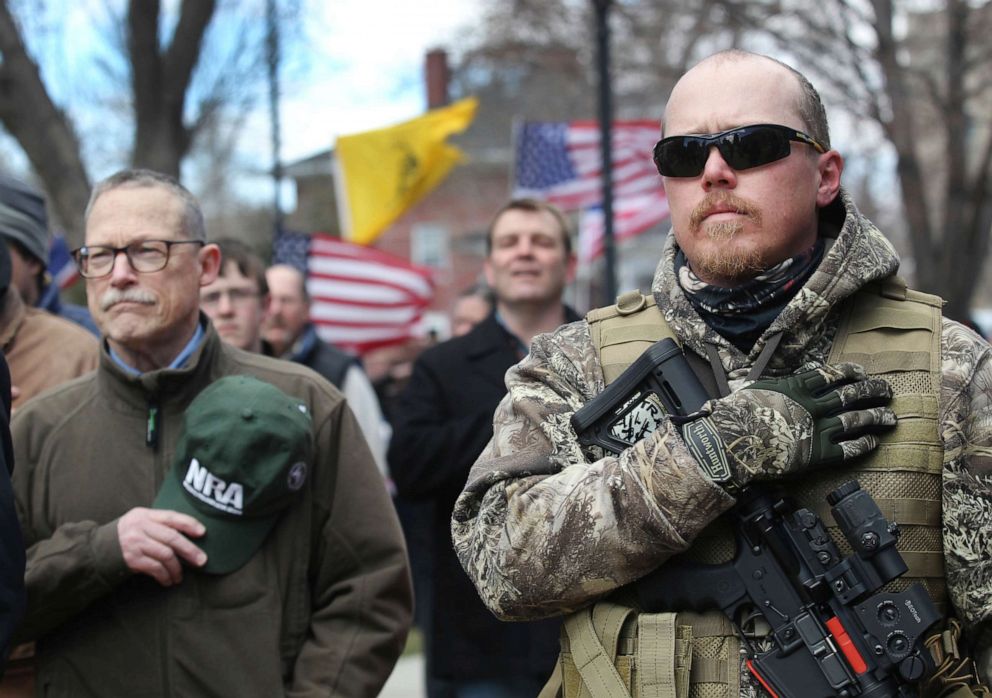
[0,0,90,244]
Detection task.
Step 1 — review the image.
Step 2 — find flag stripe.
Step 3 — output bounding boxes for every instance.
[313,323,419,343]
[308,257,433,297]
[307,278,425,307]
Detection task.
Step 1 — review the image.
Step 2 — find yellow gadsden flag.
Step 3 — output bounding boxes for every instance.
[334,97,478,245]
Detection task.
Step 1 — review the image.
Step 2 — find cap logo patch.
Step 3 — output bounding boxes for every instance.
[183,458,244,515]
[287,462,307,491]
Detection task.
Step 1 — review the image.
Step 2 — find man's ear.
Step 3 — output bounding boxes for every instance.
[198,243,222,287]
[816,150,844,208]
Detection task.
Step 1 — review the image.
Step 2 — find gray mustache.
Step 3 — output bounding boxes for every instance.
[99,289,156,311]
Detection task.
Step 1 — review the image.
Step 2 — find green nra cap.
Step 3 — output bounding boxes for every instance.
[153,375,313,574]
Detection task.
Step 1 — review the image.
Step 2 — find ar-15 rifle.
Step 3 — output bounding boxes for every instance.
[570,339,941,698]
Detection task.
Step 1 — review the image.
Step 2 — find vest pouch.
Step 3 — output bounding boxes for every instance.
[541,601,693,698]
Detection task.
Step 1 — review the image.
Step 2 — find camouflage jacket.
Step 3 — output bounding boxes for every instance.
[450,191,992,670]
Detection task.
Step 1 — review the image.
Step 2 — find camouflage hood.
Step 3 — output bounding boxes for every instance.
[652,189,901,378]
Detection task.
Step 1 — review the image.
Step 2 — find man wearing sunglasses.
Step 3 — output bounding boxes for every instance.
[452,50,992,695]
[8,169,412,696]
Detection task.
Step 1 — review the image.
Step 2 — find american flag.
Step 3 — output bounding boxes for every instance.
[514,120,664,210]
[273,230,434,355]
[48,233,78,289]
[578,190,670,263]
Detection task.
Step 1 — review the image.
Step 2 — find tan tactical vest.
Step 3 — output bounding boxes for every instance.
[555,277,945,698]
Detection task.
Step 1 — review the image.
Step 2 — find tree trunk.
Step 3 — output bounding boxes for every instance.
[871,0,938,294]
[128,0,215,178]
[0,0,91,247]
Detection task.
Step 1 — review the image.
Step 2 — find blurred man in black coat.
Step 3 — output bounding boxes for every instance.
[389,199,578,697]
[0,241,26,658]
[0,238,26,664]
[0,349,25,664]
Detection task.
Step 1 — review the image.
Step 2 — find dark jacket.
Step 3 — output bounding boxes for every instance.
[287,324,355,390]
[0,352,24,664]
[388,310,576,681]
[12,322,411,697]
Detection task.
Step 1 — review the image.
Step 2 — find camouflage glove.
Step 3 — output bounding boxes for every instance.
[677,362,896,495]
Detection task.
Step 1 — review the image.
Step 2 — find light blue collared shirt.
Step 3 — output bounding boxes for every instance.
[109,322,206,376]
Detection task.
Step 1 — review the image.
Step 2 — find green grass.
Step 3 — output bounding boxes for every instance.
[402,627,423,656]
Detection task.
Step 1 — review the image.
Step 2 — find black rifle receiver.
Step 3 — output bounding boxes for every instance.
[570,338,710,453]
[572,338,941,698]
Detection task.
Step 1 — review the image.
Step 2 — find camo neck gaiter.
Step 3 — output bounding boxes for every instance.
[675,239,825,353]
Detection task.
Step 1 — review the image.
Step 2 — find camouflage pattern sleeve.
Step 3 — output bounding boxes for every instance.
[938,319,992,680]
[450,320,734,621]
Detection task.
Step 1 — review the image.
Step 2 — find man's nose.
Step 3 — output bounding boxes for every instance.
[216,292,235,314]
[701,146,738,190]
[514,238,536,256]
[107,250,137,286]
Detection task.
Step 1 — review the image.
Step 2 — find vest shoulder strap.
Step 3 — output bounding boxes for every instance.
[562,604,636,697]
[828,274,943,376]
[587,291,677,386]
[828,274,944,477]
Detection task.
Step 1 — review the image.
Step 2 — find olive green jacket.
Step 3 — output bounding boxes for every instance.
[12,322,412,697]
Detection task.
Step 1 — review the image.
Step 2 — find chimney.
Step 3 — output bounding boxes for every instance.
[425,48,450,109]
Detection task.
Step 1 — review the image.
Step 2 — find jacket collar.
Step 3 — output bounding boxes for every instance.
[463,312,516,362]
[96,313,221,408]
[463,306,581,361]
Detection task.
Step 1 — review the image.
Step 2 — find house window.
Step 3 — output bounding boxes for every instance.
[411,223,450,268]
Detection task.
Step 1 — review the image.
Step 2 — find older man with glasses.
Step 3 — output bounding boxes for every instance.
[452,50,992,696]
[11,169,412,697]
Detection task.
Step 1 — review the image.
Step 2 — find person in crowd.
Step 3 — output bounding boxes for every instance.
[0,175,98,335]
[389,198,579,697]
[0,240,97,413]
[0,233,96,698]
[11,169,412,696]
[391,279,494,651]
[198,238,269,354]
[263,263,389,476]
[0,350,24,668]
[451,49,992,695]
[365,339,431,428]
[450,283,494,338]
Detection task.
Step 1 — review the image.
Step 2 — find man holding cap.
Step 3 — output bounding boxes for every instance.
[11,169,412,696]
[153,375,315,575]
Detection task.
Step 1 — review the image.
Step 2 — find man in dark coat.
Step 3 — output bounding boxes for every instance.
[0,351,24,666]
[389,198,578,697]
[0,250,30,657]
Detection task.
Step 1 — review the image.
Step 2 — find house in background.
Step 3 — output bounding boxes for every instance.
[282,50,513,341]
[282,49,671,343]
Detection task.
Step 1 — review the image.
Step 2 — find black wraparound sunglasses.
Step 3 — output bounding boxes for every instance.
[653,123,827,178]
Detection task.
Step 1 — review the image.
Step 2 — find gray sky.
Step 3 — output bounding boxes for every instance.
[268,0,479,164]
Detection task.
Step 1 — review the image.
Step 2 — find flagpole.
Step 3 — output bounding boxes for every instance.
[266,0,284,236]
[593,0,617,306]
